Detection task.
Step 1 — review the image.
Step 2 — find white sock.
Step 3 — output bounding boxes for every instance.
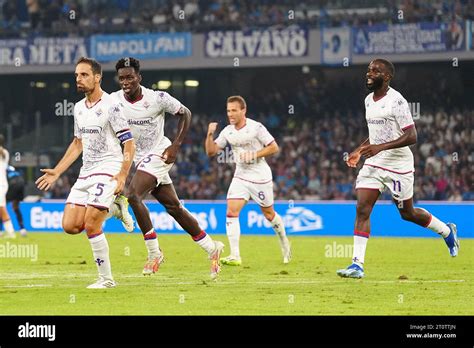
[193,232,217,255]
[88,233,113,281]
[418,208,450,238]
[3,220,14,236]
[226,216,241,259]
[352,233,369,266]
[105,203,120,220]
[270,213,286,239]
[144,229,160,259]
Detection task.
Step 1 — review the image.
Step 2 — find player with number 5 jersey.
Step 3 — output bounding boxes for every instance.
[35,57,136,289]
[205,95,291,266]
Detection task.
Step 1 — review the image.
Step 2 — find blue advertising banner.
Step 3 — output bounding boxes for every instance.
[0,37,88,66]
[205,29,308,58]
[353,21,465,54]
[90,32,192,62]
[8,201,474,238]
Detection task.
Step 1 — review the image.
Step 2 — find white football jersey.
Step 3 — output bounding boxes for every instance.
[111,86,182,162]
[214,118,275,183]
[74,92,131,177]
[0,148,9,186]
[364,87,415,173]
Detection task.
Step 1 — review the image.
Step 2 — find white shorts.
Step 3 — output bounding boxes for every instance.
[227,177,274,207]
[0,184,7,207]
[66,174,117,210]
[355,165,414,201]
[135,154,173,187]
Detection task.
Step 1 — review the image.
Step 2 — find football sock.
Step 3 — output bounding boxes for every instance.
[352,230,369,267]
[14,208,24,229]
[192,231,217,255]
[144,229,160,259]
[270,213,286,239]
[418,208,450,238]
[88,232,113,281]
[226,216,241,259]
[3,219,14,236]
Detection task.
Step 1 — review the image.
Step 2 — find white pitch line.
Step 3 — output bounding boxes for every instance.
[2,284,52,288]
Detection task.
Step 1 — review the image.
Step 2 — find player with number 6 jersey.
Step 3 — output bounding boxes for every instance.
[205,95,291,266]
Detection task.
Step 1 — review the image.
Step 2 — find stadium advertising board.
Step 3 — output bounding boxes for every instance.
[0,37,88,66]
[321,27,351,65]
[90,32,192,62]
[353,22,465,54]
[11,201,473,238]
[205,29,308,58]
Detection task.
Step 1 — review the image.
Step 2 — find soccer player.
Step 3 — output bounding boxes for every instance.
[337,59,460,279]
[111,57,224,279]
[35,57,136,289]
[6,165,27,237]
[205,96,291,266]
[0,134,16,239]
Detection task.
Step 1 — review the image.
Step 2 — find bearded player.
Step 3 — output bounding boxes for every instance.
[36,57,136,288]
[205,96,291,266]
[111,57,224,280]
[337,59,459,279]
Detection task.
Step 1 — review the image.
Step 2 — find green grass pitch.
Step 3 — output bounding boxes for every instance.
[0,233,472,315]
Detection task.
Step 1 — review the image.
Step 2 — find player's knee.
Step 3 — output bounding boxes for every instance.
[165,202,182,218]
[127,192,142,207]
[263,210,275,221]
[62,222,82,235]
[226,209,240,217]
[356,204,372,220]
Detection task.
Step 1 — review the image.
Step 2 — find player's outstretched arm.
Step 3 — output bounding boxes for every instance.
[360,127,417,159]
[35,137,83,191]
[205,122,222,157]
[162,105,191,164]
[111,138,135,194]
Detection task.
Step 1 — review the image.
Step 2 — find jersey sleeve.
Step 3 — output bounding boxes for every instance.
[108,103,133,144]
[256,123,275,146]
[73,106,81,139]
[392,97,415,131]
[155,91,183,115]
[214,128,228,149]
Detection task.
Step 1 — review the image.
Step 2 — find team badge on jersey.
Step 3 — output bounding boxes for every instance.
[95,109,103,117]
[143,101,150,109]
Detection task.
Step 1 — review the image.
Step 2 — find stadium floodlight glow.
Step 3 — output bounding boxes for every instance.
[158,81,171,89]
[61,82,70,89]
[185,80,199,87]
[35,82,47,88]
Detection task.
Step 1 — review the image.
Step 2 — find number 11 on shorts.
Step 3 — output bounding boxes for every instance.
[392,180,401,192]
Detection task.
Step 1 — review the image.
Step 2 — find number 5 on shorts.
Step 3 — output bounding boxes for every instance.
[95,183,105,196]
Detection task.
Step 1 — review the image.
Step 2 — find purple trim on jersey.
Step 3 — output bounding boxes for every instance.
[261,203,274,209]
[355,187,381,191]
[124,94,143,104]
[402,123,415,131]
[235,122,247,131]
[365,164,414,175]
[372,88,389,102]
[172,104,183,115]
[84,98,102,109]
[115,128,131,135]
[234,176,272,184]
[78,173,114,180]
[265,139,275,147]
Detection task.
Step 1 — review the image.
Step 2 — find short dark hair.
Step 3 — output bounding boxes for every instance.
[115,57,140,73]
[76,57,102,75]
[374,58,395,79]
[227,95,247,110]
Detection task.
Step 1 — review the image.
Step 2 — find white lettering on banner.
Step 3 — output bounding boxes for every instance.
[150,208,218,231]
[206,30,307,58]
[97,37,187,56]
[31,207,63,229]
[248,207,323,233]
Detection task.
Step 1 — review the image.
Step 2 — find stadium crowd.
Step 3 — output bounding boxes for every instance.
[1,0,473,37]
